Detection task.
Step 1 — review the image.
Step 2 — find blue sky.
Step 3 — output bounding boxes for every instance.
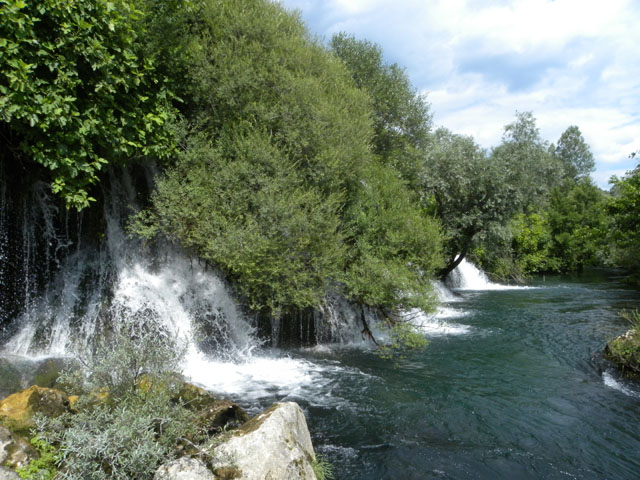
[278,0,640,189]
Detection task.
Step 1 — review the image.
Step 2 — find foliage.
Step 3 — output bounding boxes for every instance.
[16,436,60,480]
[621,309,640,333]
[608,165,640,279]
[330,33,432,188]
[0,0,175,209]
[133,128,346,312]
[36,324,203,480]
[377,317,429,362]
[311,455,335,480]
[342,161,442,312]
[554,125,595,180]
[423,128,520,277]
[545,179,609,271]
[134,0,444,316]
[510,212,558,275]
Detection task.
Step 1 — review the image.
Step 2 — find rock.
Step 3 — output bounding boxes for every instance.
[0,360,23,401]
[210,402,317,480]
[154,457,215,480]
[0,426,36,469]
[32,358,66,389]
[175,382,218,412]
[199,400,249,434]
[605,329,640,377]
[0,386,69,431]
[0,466,21,480]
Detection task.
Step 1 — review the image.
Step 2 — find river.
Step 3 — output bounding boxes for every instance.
[220,269,640,480]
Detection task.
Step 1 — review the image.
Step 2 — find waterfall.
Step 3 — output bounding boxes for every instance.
[447,259,532,291]
[0,166,375,399]
[1,167,257,360]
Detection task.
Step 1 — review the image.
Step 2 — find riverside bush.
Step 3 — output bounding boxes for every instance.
[34,325,206,480]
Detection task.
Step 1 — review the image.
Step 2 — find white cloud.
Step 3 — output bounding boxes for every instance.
[279,0,640,189]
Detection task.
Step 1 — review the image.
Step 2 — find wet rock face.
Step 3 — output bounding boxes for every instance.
[0,385,69,431]
[0,426,36,470]
[210,402,317,480]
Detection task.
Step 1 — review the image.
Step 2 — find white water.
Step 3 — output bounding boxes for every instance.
[602,370,640,398]
[2,171,515,400]
[448,259,535,291]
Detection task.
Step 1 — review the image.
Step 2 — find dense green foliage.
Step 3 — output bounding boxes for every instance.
[133,0,443,315]
[608,163,640,281]
[0,0,174,209]
[329,33,432,188]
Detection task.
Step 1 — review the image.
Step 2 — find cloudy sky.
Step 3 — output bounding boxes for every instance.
[278,0,640,188]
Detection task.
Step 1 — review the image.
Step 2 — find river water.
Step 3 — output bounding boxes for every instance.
[227,270,640,480]
[2,252,639,479]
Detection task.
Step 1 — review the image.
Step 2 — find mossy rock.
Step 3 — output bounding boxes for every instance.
[174,382,218,411]
[198,400,249,435]
[605,329,640,378]
[0,386,70,433]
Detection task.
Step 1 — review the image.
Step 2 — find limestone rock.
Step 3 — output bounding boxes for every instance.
[0,466,21,480]
[0,386,69,431]
[154,457,215,480]
[210,402,317,480]
[0,426,36,469]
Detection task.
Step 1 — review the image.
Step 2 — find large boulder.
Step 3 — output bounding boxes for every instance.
[0,426,36,469]
[154,457,215,480]
[0,386,69,431]
[210,402,317,480]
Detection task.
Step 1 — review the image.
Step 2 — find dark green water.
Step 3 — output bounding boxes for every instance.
[277,272,640,479]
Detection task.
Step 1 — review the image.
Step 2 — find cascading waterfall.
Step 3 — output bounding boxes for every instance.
[0,166,379,399]
[447,258,534,291]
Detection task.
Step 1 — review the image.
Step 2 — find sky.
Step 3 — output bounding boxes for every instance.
[278,0,640,189]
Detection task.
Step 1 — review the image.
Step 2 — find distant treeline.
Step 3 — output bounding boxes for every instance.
[2,0,639,322]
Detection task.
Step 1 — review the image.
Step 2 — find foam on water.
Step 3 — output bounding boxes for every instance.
[403,308,471,336]
[602,370,640,398]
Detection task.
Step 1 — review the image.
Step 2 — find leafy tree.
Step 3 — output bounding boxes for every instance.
[330,33,432,190]
[546,178,609,271]
[555,125,595,180]
[134,0,444,318]
[135,127,346,312]
[0,0,175,209]
[343,161,442,313]
[423,128,511,277]
[609,164,640,279]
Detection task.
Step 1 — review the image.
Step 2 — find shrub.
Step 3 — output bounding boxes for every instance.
[35,323,206,480]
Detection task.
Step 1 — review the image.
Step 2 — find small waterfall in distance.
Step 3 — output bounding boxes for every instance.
[447,259,534,291]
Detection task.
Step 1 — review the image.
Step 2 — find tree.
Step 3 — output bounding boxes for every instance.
[609,164,640,279]
[555,125,595,180]
[546,178,609,271]
[330,33,432,190]
[0,0,175,209]
[423,128,510,277]
[426,112,564,278]
[134,0,444,316]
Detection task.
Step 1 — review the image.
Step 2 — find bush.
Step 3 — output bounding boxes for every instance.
[35,323,206,480]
